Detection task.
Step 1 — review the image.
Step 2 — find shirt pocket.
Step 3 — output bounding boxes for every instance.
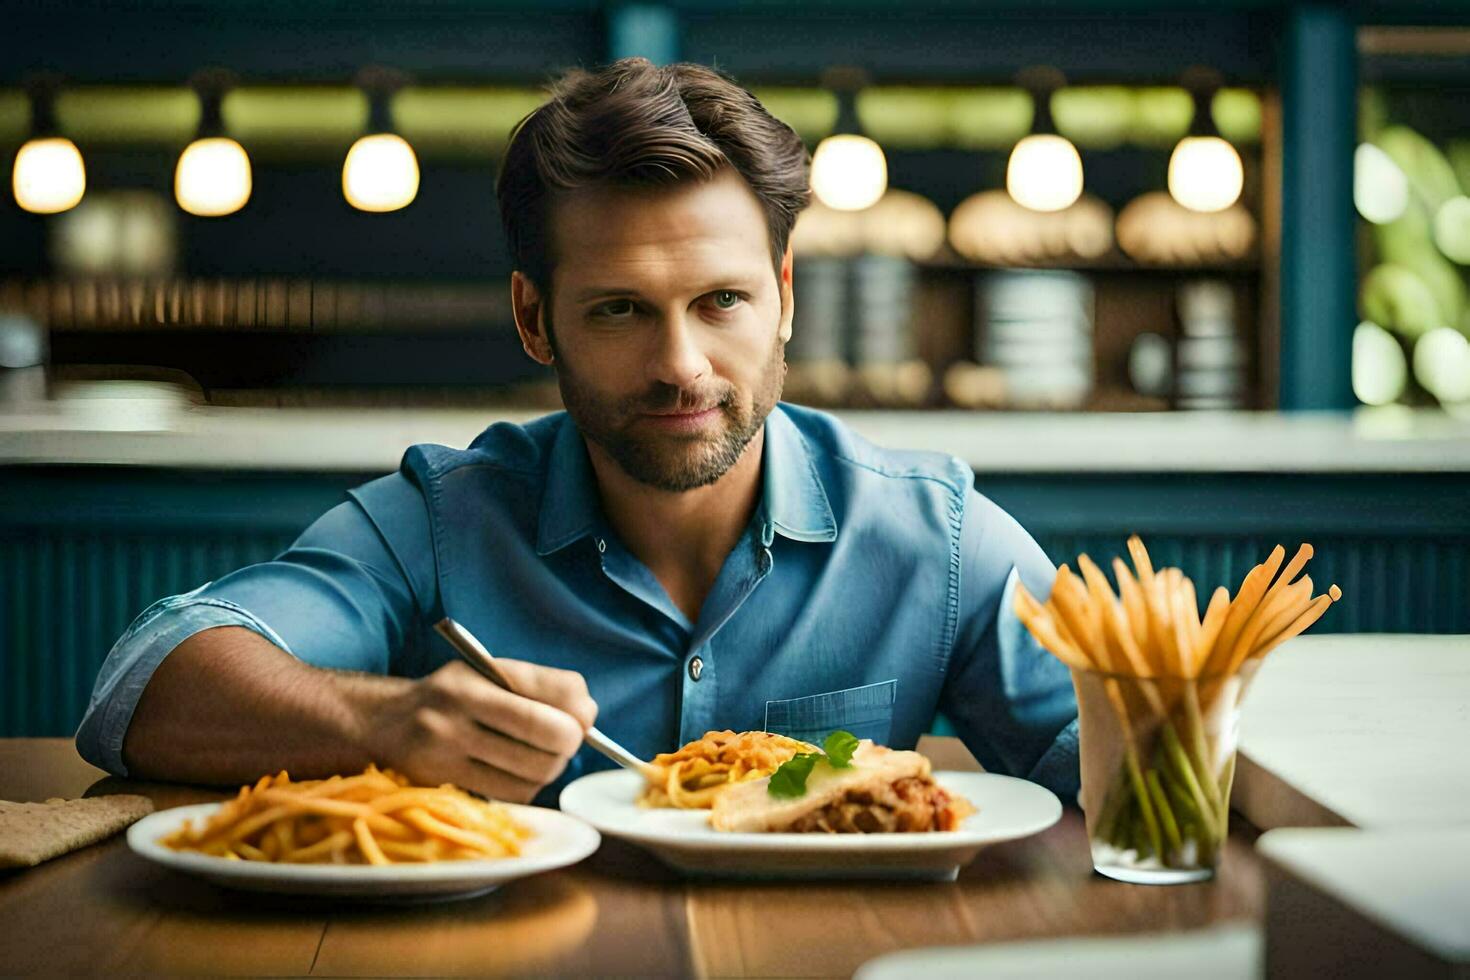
[763,679,897,747]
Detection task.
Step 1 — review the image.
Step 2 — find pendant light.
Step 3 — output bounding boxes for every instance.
[342,66,419,213]
[12,76,85,214]
[175,69,251,217]
[810,67,887,212]
[1007,67,1083,213]
[1168,68,1244,214]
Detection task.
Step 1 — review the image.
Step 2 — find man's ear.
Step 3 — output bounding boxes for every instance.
[777,244,795,344]
[511,271,555,365]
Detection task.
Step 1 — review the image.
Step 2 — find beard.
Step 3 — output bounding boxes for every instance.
[554,331,787,493]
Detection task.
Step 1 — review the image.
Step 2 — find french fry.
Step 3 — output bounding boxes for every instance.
[1047,606,1092,668]
[1144,572,1179,676]
[1233,543,1314,649]
[1126,535,1156,588]
[1014,582,1093,671]
[1112,558,1152,651]
[1194,587,1231,676]
[1167,570,1195,677]
[1208,545,1285,675]
[1252,585,1341,660]
[353,817,390,866]
[1052,565,1111,670]
[161,765,529,865]
[1276,543,1315,590]
[1078,555,1147,676]
[1224,576,1312,676]
[1182,578,1202,666]
[1013,537,1346,876]
[1252,582,1317,654]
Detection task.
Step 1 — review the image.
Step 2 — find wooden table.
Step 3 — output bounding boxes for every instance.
[0,738,1264,978]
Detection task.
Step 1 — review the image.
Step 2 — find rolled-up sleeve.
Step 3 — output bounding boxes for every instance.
[75,472,434,777]
[939,487,1080,801]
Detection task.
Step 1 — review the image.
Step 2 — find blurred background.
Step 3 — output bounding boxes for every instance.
[2,1,1468,737]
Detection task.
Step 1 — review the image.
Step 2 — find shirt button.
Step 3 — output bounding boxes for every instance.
[688,656,704,682]
[595,537,607,554]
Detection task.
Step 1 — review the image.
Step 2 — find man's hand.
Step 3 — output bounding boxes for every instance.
[360,659,598,803]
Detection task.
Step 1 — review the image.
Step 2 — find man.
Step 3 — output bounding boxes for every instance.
[76,58,1078,807]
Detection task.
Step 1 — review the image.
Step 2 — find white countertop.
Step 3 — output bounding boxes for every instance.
[4,402,1470,473]
[1237,633,1470,830]
[856,926,1260,980]
[1258,827,1470,963]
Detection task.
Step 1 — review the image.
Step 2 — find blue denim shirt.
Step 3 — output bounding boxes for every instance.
[76,404,1079,804]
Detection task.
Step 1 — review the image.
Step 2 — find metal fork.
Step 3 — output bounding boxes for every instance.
[434,617,655,779]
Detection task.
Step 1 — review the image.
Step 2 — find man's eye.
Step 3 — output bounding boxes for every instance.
[595,300,636,317]
[711,290,743,310]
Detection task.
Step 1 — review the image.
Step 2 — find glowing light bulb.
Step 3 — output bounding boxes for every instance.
[342,133,419,212]
[1006,134,1083,213]
[810,134,887,212]
[175,137,252,217]
[1354,143,1409,226]
[12,137,85,214]
[1167,136,1244,214]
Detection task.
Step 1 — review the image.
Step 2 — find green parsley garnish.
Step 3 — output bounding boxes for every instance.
[766,730,860,799]
[823,729,860,767]
[766,753,818,798]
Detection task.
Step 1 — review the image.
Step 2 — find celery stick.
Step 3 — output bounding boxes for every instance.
[1114,793,1137,850]
[1183,682,1224,814]
[1145,769,1183,862]
[1162,737,1220,866]
[1215,751,1238,831]
[1157,747,1204,831]
[1161,723,1218,841]
[1093,769,1131,843]
[1129,799,1149,857]
[1123,750,1164,861]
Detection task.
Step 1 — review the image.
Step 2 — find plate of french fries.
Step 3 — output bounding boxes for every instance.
[1013,535,1342,883]
[126,766,600,900]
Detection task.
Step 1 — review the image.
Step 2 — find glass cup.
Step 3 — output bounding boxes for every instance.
[1073,661,1261,884]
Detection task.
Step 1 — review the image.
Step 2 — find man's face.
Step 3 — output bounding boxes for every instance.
[521,167,792,493]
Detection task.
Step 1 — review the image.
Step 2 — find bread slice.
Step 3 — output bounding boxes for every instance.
[0,795,155,868]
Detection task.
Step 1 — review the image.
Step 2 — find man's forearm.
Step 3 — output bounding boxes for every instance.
[121,626,411,785]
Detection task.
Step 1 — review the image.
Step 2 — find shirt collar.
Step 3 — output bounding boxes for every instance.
[535,405,838,556]
[760,405,838,543]
[536,414,602,556]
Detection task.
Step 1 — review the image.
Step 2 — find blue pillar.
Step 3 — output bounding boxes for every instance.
[1280,4,1357,411]
[607,4,679,65]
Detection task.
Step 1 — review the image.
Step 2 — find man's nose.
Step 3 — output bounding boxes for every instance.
[647,314,711,391]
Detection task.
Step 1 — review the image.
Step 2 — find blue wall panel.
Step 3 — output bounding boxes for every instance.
[2,466,1467,737]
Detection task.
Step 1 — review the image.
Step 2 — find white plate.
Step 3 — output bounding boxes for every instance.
[126,802,600,902]
[559,770,1061,881]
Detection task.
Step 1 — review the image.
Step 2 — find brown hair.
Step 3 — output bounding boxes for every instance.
[496,58,810,293]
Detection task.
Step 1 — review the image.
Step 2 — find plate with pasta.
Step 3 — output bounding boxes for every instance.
[560,731,1062,880]
[126,765,600,900]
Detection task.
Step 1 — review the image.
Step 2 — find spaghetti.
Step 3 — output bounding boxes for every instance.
[638,730,817,809]
[159,764,531,865]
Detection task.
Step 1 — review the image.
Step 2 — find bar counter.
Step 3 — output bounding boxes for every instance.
[3,403,1470,473]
